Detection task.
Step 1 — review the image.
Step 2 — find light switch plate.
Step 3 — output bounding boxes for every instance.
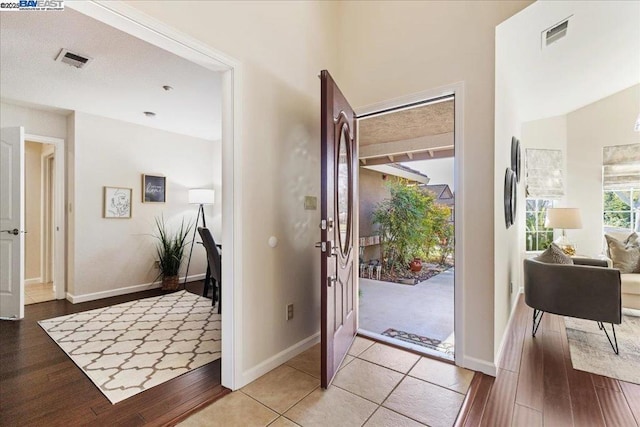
[304,196,317,210]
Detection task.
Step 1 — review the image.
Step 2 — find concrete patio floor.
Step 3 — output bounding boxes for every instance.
[358,268,454,355]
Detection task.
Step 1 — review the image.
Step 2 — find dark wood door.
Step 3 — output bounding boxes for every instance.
[320,70,358,388]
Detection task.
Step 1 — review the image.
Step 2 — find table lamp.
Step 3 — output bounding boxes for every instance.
[545,208,582,255]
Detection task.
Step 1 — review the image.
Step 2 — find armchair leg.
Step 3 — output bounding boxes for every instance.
[532,309,544,337]
[597,322,619,355]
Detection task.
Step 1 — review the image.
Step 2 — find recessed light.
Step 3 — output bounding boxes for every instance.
[162,85,173,91]
[144,111,156,117]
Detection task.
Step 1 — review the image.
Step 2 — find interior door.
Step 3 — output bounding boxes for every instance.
[320,70,358,388]
[0,127,25,320]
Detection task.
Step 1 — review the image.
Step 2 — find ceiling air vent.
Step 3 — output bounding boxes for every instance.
[543,17,571,48]
[55,49,93,69]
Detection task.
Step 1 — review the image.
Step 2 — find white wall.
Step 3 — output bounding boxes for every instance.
[337,0,532,371]
[124,0,338,383]
[0,102,68,140]
[68,111,220,299]
[24,141,43,281]
[518,85,640,258]
[521,114,568,244]
[566,84,640,256]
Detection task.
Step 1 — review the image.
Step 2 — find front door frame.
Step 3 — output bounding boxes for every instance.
[24,134,65,300]
[355,81,465,366]
[66,1,244,390]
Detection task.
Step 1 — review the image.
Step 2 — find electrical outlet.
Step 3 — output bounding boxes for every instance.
[286,303,294,320]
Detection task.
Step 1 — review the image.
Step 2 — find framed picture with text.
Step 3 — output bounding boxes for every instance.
[142,174,166,203]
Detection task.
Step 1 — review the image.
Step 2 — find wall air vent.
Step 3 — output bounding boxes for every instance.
[55,49,93,69]
[543,17,571,48]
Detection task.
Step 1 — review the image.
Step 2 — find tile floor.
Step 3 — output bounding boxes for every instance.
[179,337,474,427]
[24,282,55,305]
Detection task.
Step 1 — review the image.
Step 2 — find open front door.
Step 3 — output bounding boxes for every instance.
[320,70,358,388]
[0,127,25,320]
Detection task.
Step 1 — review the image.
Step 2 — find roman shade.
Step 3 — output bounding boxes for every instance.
[526,148,564,199]
[603,143,640,190]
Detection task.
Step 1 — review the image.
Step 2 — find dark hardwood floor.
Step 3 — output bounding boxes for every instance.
[457,295,639,426]
[0,282,229,427]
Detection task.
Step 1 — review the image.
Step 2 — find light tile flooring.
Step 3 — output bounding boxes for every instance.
[24,282,55,305]
[179,337,474,427]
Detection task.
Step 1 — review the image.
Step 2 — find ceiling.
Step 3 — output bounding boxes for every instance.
[359,100,454,146]
[498,1,640,122]
[0,8,222,141]
[358,98,455,166]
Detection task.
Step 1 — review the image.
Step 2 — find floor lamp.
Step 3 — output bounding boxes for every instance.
[183,189,215,287]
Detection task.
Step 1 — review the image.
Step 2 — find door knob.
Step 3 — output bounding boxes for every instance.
[327,276,337,287]
[1,228,20,236]
[315,241,326,252]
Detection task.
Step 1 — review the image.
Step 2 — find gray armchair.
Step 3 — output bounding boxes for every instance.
[523,257,622,354]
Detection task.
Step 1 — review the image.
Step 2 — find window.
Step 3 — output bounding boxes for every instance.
[526,199,554,251]
[603,188,639,231]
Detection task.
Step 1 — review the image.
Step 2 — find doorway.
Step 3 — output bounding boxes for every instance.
[352,83,465,366]
[23,140,56,304]
[66,1,242,390]
[356,96,457,360]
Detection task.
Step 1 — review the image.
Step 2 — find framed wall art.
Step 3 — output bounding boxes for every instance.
[142,174,166,203]
[511,137,521,183]
[104,187,132,219]
[504,168,516,229]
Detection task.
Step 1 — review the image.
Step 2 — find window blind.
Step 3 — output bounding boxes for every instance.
[525,148,564,199]
[603,143,640,190]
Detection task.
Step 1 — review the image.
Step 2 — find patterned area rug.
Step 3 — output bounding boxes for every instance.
[565,308,640,385]
[38,291,221,404]
[382,328,454,355]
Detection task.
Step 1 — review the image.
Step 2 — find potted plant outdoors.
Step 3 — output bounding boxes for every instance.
[153,216,192,291]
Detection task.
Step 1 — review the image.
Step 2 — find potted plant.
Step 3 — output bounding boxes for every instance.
[153,216,192,291]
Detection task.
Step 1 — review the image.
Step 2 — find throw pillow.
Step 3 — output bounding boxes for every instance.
[605,234,640,273]
[625,231,640,248]
[536,243,574,265]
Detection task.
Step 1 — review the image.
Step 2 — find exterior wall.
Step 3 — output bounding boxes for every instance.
[358,167,391,263]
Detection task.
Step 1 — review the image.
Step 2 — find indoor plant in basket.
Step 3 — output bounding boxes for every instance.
[153,215,192,291]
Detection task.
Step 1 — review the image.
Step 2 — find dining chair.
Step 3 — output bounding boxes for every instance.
[198,227,222,313]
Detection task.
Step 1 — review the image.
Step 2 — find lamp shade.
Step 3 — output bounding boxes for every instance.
[545,208,582,229]
[188,189,215,205]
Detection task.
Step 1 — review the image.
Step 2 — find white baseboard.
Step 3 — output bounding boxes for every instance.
[461,355,497,377]
[66,273,206,304]
[494,287,523,373]
[25,277,43,286]
[238,332,320,388]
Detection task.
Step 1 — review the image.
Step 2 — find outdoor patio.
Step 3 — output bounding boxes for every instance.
[358,268,454,357]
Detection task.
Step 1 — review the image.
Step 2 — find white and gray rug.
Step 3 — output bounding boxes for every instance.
[565,308,640,385]
[39,290,221,404]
